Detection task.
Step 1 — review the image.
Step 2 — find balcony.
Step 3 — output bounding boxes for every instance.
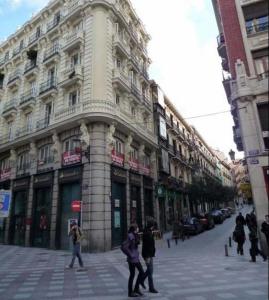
[20,90,36,110]
[222,78,232,100]
[112,68,130,92]
[233,126,244,152]
[62,149,82,167]
[129,159,139,172]
[131,83,141,101]
[257,71,269,81]
[24,60,38,78]
[241,0,264,6]
[142,95,151,110]
[129,25,139,43]
[62,30,84,53]
[217,33,227,60]
[141,68,149,81]
[58,65,83,88]
[28,31,43,46]
[43,44,60,65]
[165,114,172,128]
[246,22,268,36]
[129,54,141,72]
[54,103,82,122]
[36,116,51,131]
[7,70,21,88]
[2,99,18,118]
[111,149,125,167]
[16,162,31,177]
[39,78,57,99]
[113,34,129,57]
[12,46,22,58]
[65,0,84,22]
[16,125,34,138]
[46,15,63,33]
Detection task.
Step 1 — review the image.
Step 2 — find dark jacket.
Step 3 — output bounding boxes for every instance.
[236,214,246,226]
[142,228,156,259]
[261,221,269,239]
[233,224,245,243]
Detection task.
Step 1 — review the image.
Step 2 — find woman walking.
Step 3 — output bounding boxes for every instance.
[124,225,145,298]
[233,220,246,255]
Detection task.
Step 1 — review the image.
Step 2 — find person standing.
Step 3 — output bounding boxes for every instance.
[233,220,246,255]
[236,212,246,226]
[67,221,84,269]
[261,215,269,248]
[142,221,158,294]
[249,229,267,262]
[124,225,145,298]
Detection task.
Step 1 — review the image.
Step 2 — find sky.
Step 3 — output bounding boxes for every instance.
[0,0,242,160]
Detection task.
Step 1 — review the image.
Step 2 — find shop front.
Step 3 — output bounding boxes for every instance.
[157,185,167,232]
[143,176,154,223]
[31,173,53,248]
[111,166,127,248]
[0,177,11,244]
[129,172,142,230]
[56,166,82,250]
[9,178,29,246]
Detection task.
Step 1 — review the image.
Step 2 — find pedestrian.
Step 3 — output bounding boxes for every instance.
[122,224,145,298]
[261,215,269,248]
[233,220,246,255]
[141,221,158,294]
[66,221,84,269]
[249,229,267,262]
[250,210,257,230]
[235,212,246,226]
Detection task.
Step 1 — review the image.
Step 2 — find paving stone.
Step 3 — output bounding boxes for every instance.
[13,294,32,299]
[46,292,63,297]
[217,293,237,299]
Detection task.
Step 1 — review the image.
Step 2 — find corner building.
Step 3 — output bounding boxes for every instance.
[212,0,268,253]
[0,0,157,252]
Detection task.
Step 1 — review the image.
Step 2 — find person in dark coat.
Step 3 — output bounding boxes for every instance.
[142,221,158,294]
[236,212,246,226]
[125,225,145,298]
[261,215,269,248]
[249,229,267,262]
[233,220,246,255]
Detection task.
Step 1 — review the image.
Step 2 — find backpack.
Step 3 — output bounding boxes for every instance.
[121,239,131,257]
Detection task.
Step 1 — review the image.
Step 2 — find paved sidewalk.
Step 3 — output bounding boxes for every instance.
[0,208,268,300]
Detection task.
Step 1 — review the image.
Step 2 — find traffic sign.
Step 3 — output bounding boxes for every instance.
[71,200,81,212]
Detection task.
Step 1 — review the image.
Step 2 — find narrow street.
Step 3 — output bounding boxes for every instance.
[0,207,268,300]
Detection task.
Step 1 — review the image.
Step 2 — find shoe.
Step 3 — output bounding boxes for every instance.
[128,292,139,298]
[134,289,143,296]
[149,289,158,293]
[65,265,73,269]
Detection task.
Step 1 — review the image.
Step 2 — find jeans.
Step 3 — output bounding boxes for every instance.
[237,241,244,255]
[128,262,144,295]
[144,257,155,290]
[69,243,83,268]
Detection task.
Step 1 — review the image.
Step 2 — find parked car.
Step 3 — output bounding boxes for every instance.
[221,208,231,218]
[226,207,236,214]
[211,210,224,224]
[197,213,215,230]
[183,217,204,235]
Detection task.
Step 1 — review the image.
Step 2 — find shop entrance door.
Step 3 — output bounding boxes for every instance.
[158,198,166,232]
[144,189,154,220]
[130,186,142,231]
[111,182,126,248]
[10,191,27,246]
[58,183,80,250]
[32,187,52,248]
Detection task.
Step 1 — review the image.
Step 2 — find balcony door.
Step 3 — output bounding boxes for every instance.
[45,102,52,126]
[48,67,55,85]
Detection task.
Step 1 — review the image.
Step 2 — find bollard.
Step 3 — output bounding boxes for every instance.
[229,237,232,247]
[175,238,178,245]
[225,244,228,256]
[167,239,170,248]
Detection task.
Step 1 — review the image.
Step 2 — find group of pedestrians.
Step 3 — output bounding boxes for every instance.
[233,210,268,262]
[122,221,158,297]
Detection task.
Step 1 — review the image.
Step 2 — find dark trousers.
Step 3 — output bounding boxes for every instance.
[128,262,144,295]
[250,239,266,262]
[144,257,155,290]
[237,241,244,255]
[69,243,83,268]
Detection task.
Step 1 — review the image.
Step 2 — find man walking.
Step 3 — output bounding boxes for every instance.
[249,229,267,262]
[261,215,269,248]
[236,212,246,226]
[233,220,246,255]
[67,221,84,269]
[142,221,158,294]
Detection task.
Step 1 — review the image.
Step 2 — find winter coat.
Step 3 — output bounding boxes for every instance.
[233,224,245,243]
[142,228,156,259]
[127,232,140,264]
[236,215,246,226]
[261,222,269,239]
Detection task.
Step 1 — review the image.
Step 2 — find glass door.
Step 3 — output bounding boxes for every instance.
[130,185,142,231]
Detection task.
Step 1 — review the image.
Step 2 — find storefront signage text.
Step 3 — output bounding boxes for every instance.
[139,164,150,176]
[111,149,124,167]
[129,159,139,171]
[62,150,81,166]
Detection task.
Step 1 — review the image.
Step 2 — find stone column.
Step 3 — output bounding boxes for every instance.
[50,170,59,249]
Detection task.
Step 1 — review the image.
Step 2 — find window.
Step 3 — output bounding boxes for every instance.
[257,102,269,150]
[69,90,80,106]
[144,155,150,167]
[115,139,124,154]
[131,107,136,116]
[159,116,167,139]
[25,113,33,131]
[19,40,24,50]
[39,144,52,164]
[7,122,14,141]
[161,149,169,174]
[116,58,121,69]
[64,138,81,152]
[18,152,30,170]
[36,26,41,37]
[0,157,10,170]
[130,148,138,160]
[4,51,9,61]
[71,53,80,67]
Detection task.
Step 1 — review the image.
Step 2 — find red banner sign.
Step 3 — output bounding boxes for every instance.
[139,164,150,176]
[111,149,124,167]
[71,200,81,212]
[0,168,11,181]
[62,149,81,166]
[129,159,139,171]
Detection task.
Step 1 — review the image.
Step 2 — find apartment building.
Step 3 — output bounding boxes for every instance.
[213,149,233,187]
[212,0,268,251]
[0,0,158,252]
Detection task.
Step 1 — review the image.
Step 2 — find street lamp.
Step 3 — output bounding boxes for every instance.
[229,149,235,161]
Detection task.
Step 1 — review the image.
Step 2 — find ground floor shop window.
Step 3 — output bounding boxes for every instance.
[32,187,52,248]
[10,191,27,246]
[130,185,142,230]
[144,189,154,222]
[0,218,6,243]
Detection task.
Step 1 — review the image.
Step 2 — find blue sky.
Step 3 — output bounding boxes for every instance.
[0,0,241,159]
